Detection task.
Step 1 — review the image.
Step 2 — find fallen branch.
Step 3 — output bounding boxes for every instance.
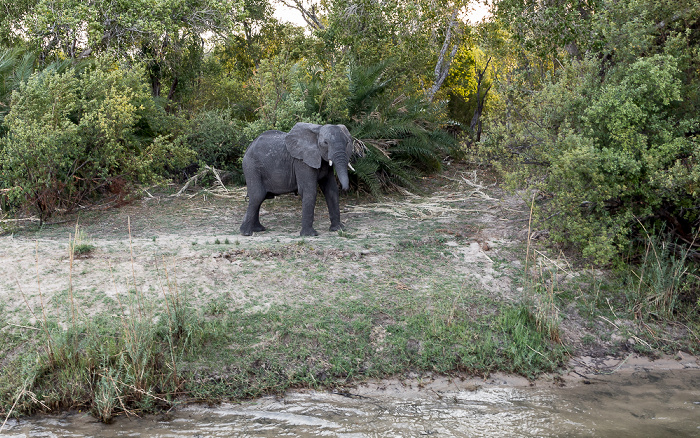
[172,166,245,199]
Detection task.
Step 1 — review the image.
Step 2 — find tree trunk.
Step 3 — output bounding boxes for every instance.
[425,8,459,103]
[470,57,492,142]
[279,0,325,30]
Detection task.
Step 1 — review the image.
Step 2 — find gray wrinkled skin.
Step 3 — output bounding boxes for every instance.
[240,123,354,237]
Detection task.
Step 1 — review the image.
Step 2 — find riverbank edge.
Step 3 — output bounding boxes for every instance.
[337,352,700,400]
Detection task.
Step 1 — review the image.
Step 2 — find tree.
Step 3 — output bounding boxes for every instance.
[277,0,325,30]
[484,0,700,262]
[493,0,599,62]
[426,8,460,103]
[1,0,245,99]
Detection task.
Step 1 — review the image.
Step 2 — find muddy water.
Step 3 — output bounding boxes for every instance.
[3,368,699,437]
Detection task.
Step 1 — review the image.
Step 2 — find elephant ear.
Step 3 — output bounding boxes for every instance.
[285,123,323,169]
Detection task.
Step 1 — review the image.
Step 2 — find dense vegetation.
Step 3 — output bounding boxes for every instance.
[3,0,694,267]
[0,0,468,223]
[0,0,699,422]
[485,0,700,266]
[0,0,697,310]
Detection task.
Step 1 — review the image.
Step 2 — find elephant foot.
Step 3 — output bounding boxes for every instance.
[329,223,345,232]
[300,228,319,237]
[241,223,266,236]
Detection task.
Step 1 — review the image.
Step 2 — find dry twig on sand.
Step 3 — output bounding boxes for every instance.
[171,166,246,199]
[347,170,498,220]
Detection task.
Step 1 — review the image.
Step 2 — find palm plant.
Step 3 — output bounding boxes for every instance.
[0,49,36,129]
[344,61,456,194]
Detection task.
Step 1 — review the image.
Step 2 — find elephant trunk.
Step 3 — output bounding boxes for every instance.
[331,150,350,191]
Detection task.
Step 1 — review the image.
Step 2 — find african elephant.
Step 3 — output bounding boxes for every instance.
[239,122,354,236]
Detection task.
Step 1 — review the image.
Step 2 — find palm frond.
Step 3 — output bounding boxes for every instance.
[392,136,443,172]
[347,59,394,115]
[0,49,38,126]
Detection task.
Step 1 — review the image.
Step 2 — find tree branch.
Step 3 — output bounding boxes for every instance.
[278,0,325,30]
[426,8,459,103]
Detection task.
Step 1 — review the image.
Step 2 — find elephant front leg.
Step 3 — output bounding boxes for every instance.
[299,191,319,236]
[296,167,319,236]
[320,175,343,231]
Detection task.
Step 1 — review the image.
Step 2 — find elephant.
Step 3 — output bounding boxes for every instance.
[239,122,355,237]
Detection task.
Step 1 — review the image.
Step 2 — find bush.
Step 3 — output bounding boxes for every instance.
[484,53,699,264]
[0,60,195,221]
[479,0,700,264]
[183,110,248,179]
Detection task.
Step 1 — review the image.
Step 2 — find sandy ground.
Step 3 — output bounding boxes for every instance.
[0,168,531,321]
[349,351,700,397]
[0,166,692,359]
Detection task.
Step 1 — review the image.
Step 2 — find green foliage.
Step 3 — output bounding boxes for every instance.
[0,294,199,421]
[245,55,322,136]
[0,60,195,221]
[71,226,95,256]
[180,55,258,119]
[6,0,242,59]
[216,16,308,82]
[299,61,350,123]
[240,55,457,195]
[493,0,600,60]
[0,272,565,420]
[445,45,480,125]
[319,0,467,94]
[1,0,244,103]
[623,234,699,321]
[183,110,248,174]
[346,62,457,194]
[485,0,700,263]
[0,49,38,129]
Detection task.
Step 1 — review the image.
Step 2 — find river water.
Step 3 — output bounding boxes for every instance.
[2,357,699,437]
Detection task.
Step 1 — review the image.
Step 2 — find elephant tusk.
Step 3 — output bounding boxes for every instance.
[348,163,355,172]
[329,160,333,167]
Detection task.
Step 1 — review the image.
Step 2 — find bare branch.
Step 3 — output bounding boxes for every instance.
[426,8,459,102]
[278,0,325,30]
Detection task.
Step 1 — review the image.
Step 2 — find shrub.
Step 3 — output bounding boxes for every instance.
[183,110,248,179]
[485,54,699,264]
[0,60,195,221]
[481,0,700,264]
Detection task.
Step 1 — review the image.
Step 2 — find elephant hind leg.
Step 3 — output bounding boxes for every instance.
[240,199,267,235]
[240,183,268,235]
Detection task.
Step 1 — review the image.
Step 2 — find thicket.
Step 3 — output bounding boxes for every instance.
[483,0,700,268]
[0,57,194,222]
[0,0,475,222]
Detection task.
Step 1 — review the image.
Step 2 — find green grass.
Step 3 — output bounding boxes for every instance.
[0,275,567,422]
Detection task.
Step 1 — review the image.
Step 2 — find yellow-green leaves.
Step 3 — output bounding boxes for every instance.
[0,61,194,221]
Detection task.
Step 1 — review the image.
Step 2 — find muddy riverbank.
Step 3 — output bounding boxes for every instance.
[3,354,699,437]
